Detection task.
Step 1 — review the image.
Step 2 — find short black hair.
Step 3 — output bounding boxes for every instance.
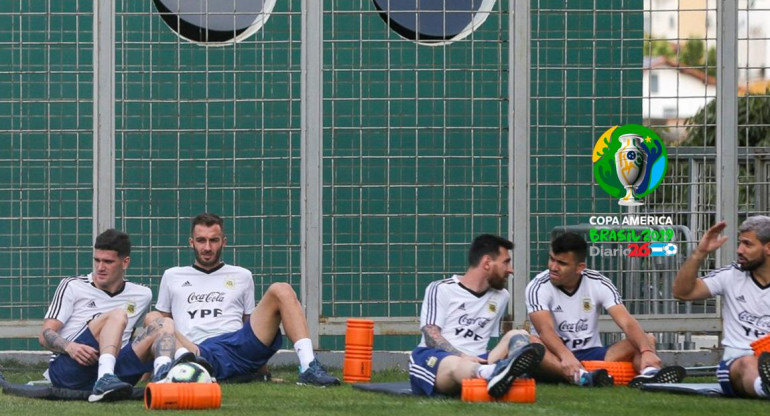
[551,232,587,262]
[191,212,224,234]
[94,229,131,258]
[468,234,513,267]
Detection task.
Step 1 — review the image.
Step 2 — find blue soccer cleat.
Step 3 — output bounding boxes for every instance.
[758,352,770,397]
[88,373,133,402]
[298,359,341,386]
[627,365,685,388]
[487,343,545,398]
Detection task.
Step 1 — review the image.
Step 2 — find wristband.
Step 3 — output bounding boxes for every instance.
[640,349,654,354]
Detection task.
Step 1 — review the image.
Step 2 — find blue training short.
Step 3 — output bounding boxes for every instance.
[408,347,489,397]
[198,322,282,381]
[572,346,608,361]
[48,328,152,391]
[717,358,738,397]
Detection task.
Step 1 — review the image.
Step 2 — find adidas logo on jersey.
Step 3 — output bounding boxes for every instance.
[182,281,192,287]
[86,300,97,308]
[554,305,563,313]
[736,295,746,303]
[458,303,466,310]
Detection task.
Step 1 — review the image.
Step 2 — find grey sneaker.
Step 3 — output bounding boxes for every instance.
[627,365,685,388]
[758,352,770,397]
[88,374,132,402]
[578,369,614,387]
[298,359,341,386]
[487,343,545,398]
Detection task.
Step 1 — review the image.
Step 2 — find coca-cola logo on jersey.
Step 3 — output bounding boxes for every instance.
[458,314,491,328]
[558,319,589,333]
[187,291,226,303]
[738,311,770,332]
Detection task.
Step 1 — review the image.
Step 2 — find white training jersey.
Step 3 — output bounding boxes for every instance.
[155,263,256,344]
[417,275,509,357]
[701,263,770,355]
[526,268,622,351]
[44,273,152,348]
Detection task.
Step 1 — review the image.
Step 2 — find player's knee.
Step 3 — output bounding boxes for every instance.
[105,307,128,326]
[268,282,298,302]
[144,311,163,327]
[730,356,753,377]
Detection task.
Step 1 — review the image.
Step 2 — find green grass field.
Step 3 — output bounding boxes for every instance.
[0,365,767,416]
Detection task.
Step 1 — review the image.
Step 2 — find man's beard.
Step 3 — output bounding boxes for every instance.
[739,255,765,271]
[195,247,222,268]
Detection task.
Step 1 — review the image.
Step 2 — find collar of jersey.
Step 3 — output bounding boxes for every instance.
[457,282,488,298]
[557,274,583,297]
[90,280,126,297]
[192,262,225,274]
[748,271,770,290]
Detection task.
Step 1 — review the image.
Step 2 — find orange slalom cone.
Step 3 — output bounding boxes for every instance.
[144,382,221,410]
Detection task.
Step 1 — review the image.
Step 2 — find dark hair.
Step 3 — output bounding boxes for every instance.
[468,234,513,267]
[191,212,224,234]
[551,232,587,262]
[94,229,131,258]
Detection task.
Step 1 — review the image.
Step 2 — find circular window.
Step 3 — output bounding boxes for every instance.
[372,0,497,46]
[153,0,277,46]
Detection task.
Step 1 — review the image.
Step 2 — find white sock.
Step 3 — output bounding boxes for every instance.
[641,366,658,376]
[294,338,315,372]
[754,377,768,398]
[153,356,172,375]
[97,354,116,379]
[476,364,495,380]
[174,347,191,360]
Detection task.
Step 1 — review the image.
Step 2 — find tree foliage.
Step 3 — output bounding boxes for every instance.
[684,91,770,146]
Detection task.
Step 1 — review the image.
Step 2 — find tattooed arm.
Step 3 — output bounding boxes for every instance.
[422,324,486,363]
[39,319,69,353]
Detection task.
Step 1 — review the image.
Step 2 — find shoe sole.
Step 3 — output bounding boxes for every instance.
[487,343,545,398]
[758,352,770,391]
[627,365,686,388]
[87,384,133,402]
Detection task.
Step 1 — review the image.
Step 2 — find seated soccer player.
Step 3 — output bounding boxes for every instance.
[408,234,545,398]
[39,229,180,402]
[673,217,770,399]
[148,213,339,386]
[526,232,685,387]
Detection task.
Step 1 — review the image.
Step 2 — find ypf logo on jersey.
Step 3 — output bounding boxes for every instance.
[592,124,667,207]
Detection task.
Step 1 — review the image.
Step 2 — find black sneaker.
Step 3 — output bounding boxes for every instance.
[627,365,686,388]
[487,343,545,398]
[578,369,614,387]
[297,359,341,386]
[758,352,770,397]
[88,374,132,402]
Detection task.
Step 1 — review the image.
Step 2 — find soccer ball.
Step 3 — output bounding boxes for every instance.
[166,362,213,383]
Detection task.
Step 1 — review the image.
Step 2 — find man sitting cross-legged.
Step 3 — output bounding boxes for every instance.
[526,232,686,387]
[409,234,545,398]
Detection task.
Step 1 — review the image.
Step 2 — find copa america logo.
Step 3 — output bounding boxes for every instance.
[592,124,667,206]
